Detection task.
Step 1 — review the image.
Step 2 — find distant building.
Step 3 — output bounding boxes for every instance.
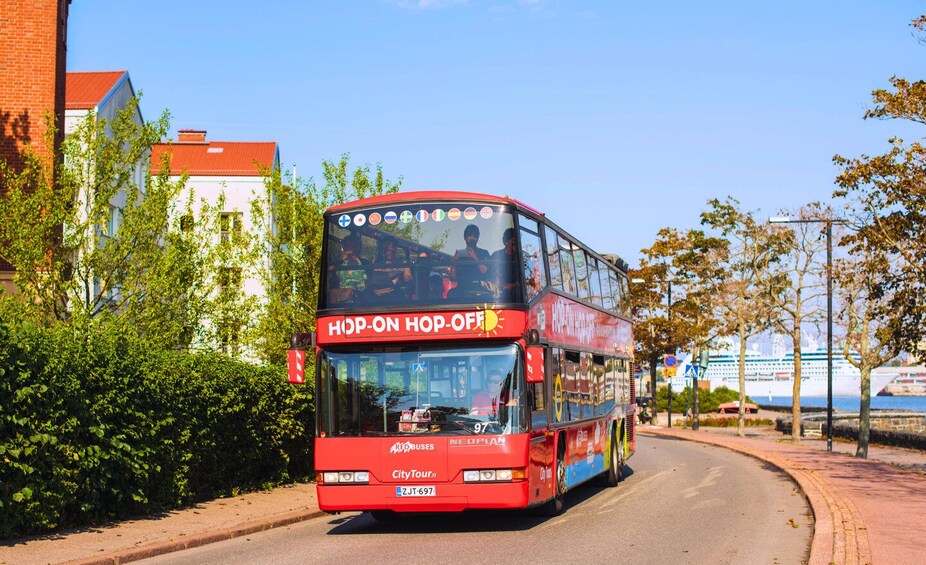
[0,0,71,293]
[151,130,279,354]
[63,70,145,306]
[65,70,141,134]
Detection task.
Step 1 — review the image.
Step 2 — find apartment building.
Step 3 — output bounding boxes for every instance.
[152,131,280,354]
[66,71,145,237]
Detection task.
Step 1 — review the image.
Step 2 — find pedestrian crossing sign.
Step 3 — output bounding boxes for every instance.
[684,365,699,378]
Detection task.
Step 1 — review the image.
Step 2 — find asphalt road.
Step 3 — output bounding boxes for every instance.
[139,435,812,565]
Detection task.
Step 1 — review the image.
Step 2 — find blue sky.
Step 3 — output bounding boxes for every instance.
[67,1,924,266]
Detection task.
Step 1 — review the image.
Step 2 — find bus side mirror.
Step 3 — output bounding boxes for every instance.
[524,329,541,345]
[526,346,544,383]
[290,332,315,349]
[287,332,315,385]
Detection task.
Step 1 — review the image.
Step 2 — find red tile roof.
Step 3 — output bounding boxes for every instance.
[65,71,127,110]
[151,141,278,177]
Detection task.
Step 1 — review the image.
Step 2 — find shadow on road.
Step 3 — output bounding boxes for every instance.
[324,464,637,535]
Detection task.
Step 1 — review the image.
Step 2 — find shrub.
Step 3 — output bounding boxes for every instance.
[657,385,752,414]
[0,303,314,538]
[674,416,774,428]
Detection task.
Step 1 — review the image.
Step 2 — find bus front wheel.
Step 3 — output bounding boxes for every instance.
[542,438,566,516]
[606,428,624,487]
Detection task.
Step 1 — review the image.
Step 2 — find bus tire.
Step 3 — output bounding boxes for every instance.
[594,425,621,487]
[542,436,566,516]
[605,426,624,487]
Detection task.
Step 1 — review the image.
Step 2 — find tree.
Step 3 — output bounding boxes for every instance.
[632,227,725,425]
[0,98,200,344]
[669,228,728,428]
[121,187,215,351]
[764,205,826,443]
[833,246,902,458]
[832,15,926,354]
[251,154,402,364]
[701,197,788,436]
[831,15,926,454]
[629,260,673,411]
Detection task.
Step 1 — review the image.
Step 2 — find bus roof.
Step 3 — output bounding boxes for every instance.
[326,190,544,217]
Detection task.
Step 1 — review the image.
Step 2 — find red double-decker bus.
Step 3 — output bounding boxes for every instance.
[288,191,635,518]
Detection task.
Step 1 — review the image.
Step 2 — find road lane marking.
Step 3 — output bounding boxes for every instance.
[683,465,725,498]
[598,470,672,510]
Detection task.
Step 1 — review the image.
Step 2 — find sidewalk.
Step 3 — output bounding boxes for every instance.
[3,422,925,565]
[0,484,323,565]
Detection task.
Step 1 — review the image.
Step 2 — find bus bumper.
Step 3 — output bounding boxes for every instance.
[317,482,531,513]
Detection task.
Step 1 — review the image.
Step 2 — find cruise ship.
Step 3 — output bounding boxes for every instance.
[876,366,926,396]
[668,334,897,399]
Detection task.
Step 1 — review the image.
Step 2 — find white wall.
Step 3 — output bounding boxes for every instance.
[174,175,272,300]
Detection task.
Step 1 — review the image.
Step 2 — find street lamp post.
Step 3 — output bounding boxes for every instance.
[667,280,673,430]
[769,215,842,452]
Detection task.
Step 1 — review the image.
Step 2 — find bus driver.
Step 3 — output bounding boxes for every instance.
[471,369,510,417]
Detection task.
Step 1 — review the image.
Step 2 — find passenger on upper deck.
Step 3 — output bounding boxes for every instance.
[451,224,490,297]
[330,235,367,303]
[490,227,521,302]
[366,236,412,302]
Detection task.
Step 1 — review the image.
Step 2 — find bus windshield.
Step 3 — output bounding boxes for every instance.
[317,344,527,437]
[323,203,519,308]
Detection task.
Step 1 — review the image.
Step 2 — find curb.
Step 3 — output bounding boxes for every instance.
[62,509,328,565]
[640,428,872,565]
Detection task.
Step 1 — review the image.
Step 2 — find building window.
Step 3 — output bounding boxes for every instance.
[220,212,242,243]
[220,328,240,356]
[218,267,242,291]
[96,206,122,244]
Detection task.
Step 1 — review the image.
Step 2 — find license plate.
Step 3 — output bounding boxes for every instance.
[396,486,435,497]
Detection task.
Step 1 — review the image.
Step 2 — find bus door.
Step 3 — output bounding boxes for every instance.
[527,344,554,504]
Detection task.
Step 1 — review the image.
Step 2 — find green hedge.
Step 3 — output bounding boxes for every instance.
[657,385,751,414]
[673,416,775,428]
[0,306,314,538]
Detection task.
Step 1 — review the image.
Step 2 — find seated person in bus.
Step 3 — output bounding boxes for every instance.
[329,235,367,302]
[450,224,489,297]
[489,227,521,301]
[470,369,510,417]
[366,236,412,301]
[428,271,446,301]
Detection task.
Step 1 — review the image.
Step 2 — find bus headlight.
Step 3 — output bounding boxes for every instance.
[320,471,370,484]
[463,468,520,482]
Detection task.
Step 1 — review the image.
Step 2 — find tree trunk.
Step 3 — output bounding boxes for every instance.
[791,326,802,443]
[692,345,700,430]
[738,326,747,437]
[856,365,871,459]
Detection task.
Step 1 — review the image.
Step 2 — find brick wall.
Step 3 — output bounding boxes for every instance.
[0,0,70,273]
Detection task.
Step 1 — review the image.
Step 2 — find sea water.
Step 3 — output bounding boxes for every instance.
[765,396,926,412]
